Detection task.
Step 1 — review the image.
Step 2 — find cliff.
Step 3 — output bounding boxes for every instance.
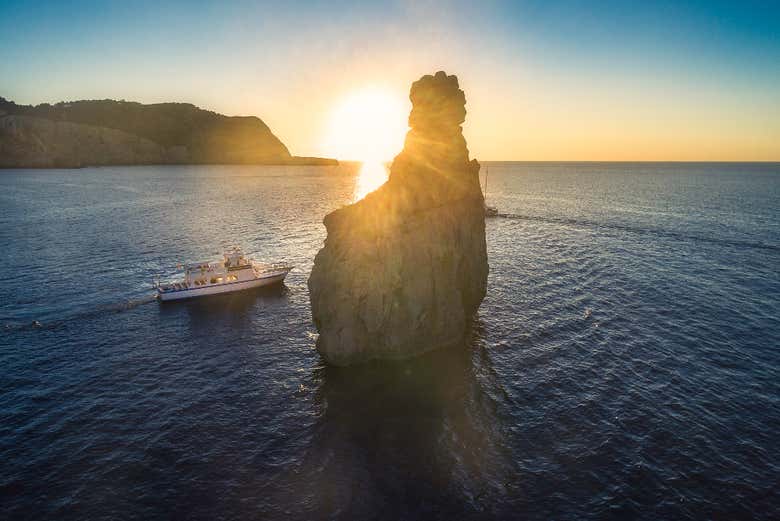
[308,71,488,366]
[0,97,336,168]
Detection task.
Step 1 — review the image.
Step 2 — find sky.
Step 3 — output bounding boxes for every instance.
[1,0,779,161]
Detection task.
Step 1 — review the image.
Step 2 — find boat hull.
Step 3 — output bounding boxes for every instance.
[158,270,289,302]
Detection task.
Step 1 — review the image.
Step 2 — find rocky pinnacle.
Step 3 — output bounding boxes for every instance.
[308,71,488,366]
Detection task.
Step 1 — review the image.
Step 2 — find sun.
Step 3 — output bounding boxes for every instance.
[322,87,408,162]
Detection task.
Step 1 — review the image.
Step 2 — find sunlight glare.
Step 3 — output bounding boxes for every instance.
[322,88,408,162]
[353,161,389,202]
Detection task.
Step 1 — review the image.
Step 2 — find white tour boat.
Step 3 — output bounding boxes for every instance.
[156,249,292,302]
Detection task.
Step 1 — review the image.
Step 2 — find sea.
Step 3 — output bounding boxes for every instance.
[1,162,778,520]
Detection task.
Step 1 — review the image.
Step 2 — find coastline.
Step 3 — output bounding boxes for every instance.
[0,156,338,169]
[0,100,338,169]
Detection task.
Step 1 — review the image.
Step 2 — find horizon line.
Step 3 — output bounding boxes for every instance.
[345,159,780,164]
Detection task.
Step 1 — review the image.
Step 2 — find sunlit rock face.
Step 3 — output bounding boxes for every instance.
[308,71,488,366]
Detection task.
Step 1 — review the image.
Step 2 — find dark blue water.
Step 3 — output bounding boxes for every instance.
[1,162,779,519]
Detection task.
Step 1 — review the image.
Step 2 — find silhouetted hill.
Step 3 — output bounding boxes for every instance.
[0,97,337,168]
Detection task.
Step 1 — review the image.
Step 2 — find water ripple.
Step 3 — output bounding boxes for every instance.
[1,163,779,520]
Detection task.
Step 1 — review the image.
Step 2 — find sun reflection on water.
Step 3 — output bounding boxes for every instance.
[353,161,389,202]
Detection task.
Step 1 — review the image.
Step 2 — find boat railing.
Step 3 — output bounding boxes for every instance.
[157,281,189,292]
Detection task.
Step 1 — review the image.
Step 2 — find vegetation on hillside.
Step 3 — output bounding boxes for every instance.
[0,96,287,153]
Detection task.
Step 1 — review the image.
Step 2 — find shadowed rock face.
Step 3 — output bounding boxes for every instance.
[308,71,488,366]
[0,115,168,168]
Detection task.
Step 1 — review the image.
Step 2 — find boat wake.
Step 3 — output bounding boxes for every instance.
[2,294,158,332]
[496,213,780,252]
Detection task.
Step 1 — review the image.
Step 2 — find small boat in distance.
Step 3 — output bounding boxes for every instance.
[484,205,499,217]
[483,166,499,217]
[156,248,292,302]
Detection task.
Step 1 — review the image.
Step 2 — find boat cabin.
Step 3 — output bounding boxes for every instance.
[224,250,251,270]
[183,250,255,287]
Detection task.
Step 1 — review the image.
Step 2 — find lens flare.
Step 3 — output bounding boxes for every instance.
[322,87,408,162]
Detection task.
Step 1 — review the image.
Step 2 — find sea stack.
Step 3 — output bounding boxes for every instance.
[308,71,488,366]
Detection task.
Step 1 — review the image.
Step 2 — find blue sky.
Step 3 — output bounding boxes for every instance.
[1,0,778,159]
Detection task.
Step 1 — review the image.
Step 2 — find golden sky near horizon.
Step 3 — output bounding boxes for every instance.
[247,66,780,162]
[2,1,779,161]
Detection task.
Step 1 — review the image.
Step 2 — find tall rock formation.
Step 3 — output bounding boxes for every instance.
[308,71,488,366]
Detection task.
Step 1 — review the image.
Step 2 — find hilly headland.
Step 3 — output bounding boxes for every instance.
[0,97,336,168]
